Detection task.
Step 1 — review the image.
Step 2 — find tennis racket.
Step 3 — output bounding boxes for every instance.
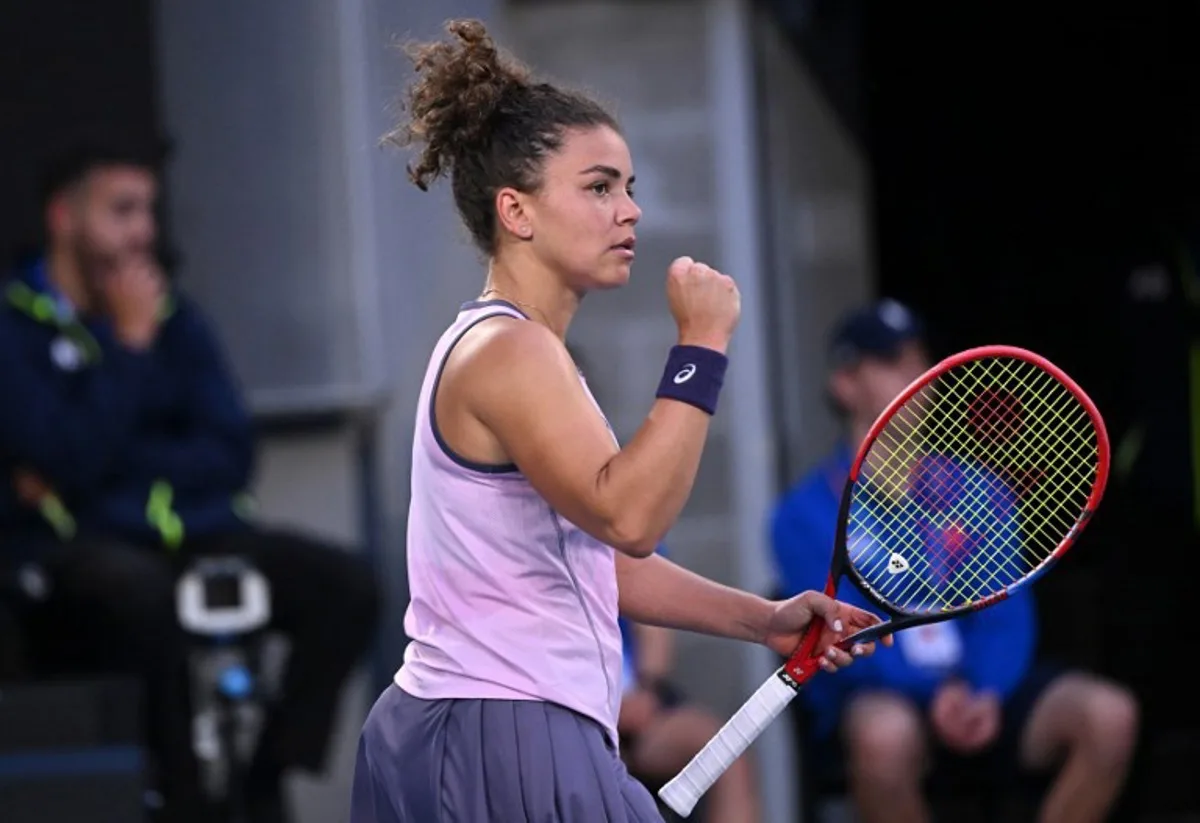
[658,344,1110,817]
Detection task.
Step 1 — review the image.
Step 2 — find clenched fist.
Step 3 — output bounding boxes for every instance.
[665,256,740,353]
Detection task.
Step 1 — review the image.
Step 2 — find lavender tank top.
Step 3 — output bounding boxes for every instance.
[395,300,624,744]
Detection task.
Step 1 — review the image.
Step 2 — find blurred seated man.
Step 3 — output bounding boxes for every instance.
[617,549,760,823]
[769,299,1138,823]
[0,138,381,823]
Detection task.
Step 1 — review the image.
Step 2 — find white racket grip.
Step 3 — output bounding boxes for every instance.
[657,672,797,817]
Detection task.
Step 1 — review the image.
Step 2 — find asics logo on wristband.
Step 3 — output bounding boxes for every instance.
[673,364,697,384]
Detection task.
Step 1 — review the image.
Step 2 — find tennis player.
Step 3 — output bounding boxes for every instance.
[349,19,886,823]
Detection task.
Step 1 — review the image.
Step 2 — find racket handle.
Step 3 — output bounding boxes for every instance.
[657,670,797,818]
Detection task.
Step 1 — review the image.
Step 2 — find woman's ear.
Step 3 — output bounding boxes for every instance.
[495,187,533,240]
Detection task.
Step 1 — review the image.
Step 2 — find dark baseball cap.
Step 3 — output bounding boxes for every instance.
[829,298,925,368]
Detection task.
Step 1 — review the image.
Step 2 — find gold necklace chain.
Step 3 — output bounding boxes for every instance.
[479,287,552,328]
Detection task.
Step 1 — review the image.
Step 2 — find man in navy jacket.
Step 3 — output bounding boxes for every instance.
[0,139,380,823]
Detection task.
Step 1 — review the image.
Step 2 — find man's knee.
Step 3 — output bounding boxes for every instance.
[58,540,176,624]
[255,529,382,633]
[666,705,722,753]
[1025,673,1140,772]
[1076,678,1139,766]
[627,703,734,782]
[321,551,382,634]
[843,693,925,788]
[31,541,180,673]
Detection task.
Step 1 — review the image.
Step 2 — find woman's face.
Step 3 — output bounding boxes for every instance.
[523,125,642,292]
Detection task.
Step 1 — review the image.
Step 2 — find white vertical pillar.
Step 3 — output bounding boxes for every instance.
[332,0,387,398]
[705,1,799,821]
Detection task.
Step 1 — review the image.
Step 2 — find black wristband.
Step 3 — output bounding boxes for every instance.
[655,345,728,415]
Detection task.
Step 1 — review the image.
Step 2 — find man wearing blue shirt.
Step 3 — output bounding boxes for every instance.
[770,300,1138,823]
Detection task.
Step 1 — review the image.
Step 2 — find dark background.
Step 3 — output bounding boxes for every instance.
[784,3,1200,810]
[0,0,162,266]
[866,5,1200,374]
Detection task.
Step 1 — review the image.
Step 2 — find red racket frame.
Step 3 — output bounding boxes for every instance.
[779,345,1110,688]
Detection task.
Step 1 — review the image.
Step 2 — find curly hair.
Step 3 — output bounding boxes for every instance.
[384,19,619,254]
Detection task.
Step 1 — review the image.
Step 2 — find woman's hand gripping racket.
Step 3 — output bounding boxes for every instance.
[658,345,1110,817]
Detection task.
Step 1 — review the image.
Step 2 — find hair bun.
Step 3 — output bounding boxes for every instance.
[388,18,531,191]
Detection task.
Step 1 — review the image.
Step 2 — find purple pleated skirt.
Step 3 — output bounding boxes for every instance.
[350,684,665,823]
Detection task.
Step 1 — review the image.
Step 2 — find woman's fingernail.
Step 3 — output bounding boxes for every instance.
[852,644,863,656]
[833,619,844,632]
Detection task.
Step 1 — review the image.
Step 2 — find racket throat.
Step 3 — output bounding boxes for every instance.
[781,657,822,687]
[782,615,831,687]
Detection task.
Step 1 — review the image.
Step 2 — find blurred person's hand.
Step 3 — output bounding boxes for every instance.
[958,691,1001,752]
[930,679,1000,753]
[617,687,662,736]
[13,469,53,507]
[98,255,164,349]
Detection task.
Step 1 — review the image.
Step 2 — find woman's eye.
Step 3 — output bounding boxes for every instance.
[590,181,609,195]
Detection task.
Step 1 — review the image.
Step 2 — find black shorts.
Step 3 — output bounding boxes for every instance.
[804,663,1068,788]
[989,662,1065,771]
[912,661,1067,798]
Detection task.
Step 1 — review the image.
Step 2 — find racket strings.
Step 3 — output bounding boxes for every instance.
[967,361,1095,555]
[846,356,1100,614]
[888,360,1093,561]
[878,364,1094,551]
[862,361,1093,607]
[859,360,1095,607]
[855,446,1030,607]
[853,375,1052,605]
[954,359,1096,543]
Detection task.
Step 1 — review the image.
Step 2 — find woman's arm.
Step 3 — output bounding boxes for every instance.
[462,317,727,557]
[617,552,774,643]
[617,552,891,664]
